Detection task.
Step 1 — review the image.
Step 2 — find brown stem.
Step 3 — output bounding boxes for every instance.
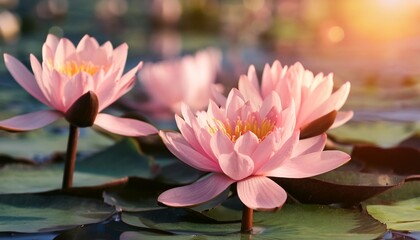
[62,124,79,189]
[241,205,253,234]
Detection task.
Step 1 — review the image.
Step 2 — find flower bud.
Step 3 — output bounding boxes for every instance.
[65,91,99,127]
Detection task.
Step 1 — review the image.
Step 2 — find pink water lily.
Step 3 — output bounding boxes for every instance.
[214,60,353,136]
[158,88,350,211]
[138,48,222,115]
[0,34,157,136]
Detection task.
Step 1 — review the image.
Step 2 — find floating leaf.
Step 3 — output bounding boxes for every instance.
[0,193,114,233]
[275,170,406,205]
[351,145,420,175]
[0,138,153,194]
[103,178,168,212]
[121,204,385,239]
[367,197,420,231]
[364,180,420,204]
[155,157,204,185]
[54,216,163,240]
[0,123,113,161]
[328,121,418,148]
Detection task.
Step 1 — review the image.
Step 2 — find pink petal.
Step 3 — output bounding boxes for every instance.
[218,151,254,181]
[256,131,299,175]
[180,103,196,126]
[99,62,141,111]
[180,104,218,161]
[225,89,245,120]
[308,82,350,122]
[158,174,235,207]
[330,111,353,129]
[94,113,157,136]
[115,62,141,94]
[284,63,304,108]
[43,34,59,57]
[251,133,276,172]
[292,133,326,158]
[30,55,54,107]
[270,60,283,83]
[247,65,260,91]
[261,63,274,98]
[76,35,100,61]
[94,70,121,111]
[210,85,226,106]
[210,131,234,156]
[100,41,113,64]
[175,114,201,150]
[259,92,282,119]
[237,176,287,210]
[331,81,351,110]
[0,110,62,132]
[194,123,218,162]
[207,100,225,121]
[238,75,262,108]
[91,42,111,66]
[62,72,94,110]
[54,38,76,67]
[297,75,333,124]
[4,54,49,106]
[234,131,259,156]
[278,102,297,139]
[159,131,221,172]
[111,43,128,78]
[46,70,67,112]
[266,150,350,178]
[176,114,218,163]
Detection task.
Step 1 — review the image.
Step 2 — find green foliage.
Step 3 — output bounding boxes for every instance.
[0,194,114,233]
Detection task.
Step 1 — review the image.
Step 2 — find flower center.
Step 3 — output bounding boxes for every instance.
[209,114,276,142]
[58,61,100,76]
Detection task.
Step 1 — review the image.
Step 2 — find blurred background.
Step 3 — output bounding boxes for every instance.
[1,0,420,121]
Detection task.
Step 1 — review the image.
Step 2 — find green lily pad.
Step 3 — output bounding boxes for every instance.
[328,121,418,148]
[364,180,420,204]
[121,204,385,239]
[367,197,420,231]
[0,138,154,194]
[0,120,114,161]
[0,193,114,233]
[351,145,420,175]
[103,178,168,212]
[275,170,406,205]
[155,157,204,185]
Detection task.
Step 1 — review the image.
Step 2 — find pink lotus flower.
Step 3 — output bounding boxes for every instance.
[158,88,350,210]
[138,48,222,115]
[0,34,157,136]
[214,61,353,137]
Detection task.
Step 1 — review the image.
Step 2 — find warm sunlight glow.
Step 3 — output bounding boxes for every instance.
[341,0,419,42]
[328,26,344,43]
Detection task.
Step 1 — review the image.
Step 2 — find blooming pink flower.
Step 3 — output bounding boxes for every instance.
[158,88,350,210]
[0,34,157,136]
[214,60,353,134]
[138,48,222,115]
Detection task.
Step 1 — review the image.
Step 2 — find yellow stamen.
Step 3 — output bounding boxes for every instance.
[208,114,276,142]
[58,61,100,76]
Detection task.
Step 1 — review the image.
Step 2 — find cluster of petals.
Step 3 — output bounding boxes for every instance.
[213,60,353,132]
[0,34,157,136]
[158,88,350,210]
[138,48,222,115]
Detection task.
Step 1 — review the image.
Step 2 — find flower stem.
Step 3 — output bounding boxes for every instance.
[62,124,79,189]
[241,205,253,234]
